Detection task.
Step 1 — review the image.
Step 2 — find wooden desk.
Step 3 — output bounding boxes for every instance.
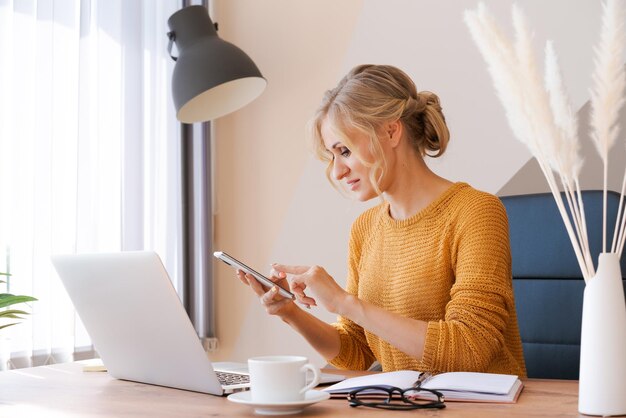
[0,362,584,417]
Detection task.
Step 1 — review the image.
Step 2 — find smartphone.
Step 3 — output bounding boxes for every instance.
[213,251,295,300]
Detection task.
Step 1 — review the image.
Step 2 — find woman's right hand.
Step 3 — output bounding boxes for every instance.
[236,269,297,318]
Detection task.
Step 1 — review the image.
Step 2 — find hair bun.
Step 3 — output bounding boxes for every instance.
[407,95,427,114]
[418,91,441,109]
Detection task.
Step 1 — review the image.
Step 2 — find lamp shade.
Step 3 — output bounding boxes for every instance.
[167,5,266,123]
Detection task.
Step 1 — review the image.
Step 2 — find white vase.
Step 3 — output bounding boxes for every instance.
[579,252,626,416]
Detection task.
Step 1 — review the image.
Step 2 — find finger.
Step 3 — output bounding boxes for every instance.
[246,274,267,297]
[289,281,308,298]
[268,267,287,281]
[261,286,283,305]
[287,275,308,292]
[297,294,317,307]
[272,264,310,275]
[236,270,248,285]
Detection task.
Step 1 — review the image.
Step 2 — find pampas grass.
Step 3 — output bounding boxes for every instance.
[590,0,626,253]
[544,41,593,274]
[465,1,626,282]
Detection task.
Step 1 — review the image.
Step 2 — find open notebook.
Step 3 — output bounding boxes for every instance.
[324,370,523,403]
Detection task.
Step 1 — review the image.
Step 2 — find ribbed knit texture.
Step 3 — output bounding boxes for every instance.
[328,183,527,377]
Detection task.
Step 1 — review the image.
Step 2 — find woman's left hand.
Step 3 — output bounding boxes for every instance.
[271,264,349,314]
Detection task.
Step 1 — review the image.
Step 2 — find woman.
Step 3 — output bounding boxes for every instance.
[238,64,526,376]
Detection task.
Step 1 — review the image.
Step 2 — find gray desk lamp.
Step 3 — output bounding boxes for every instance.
[167,5,266,122]
[167,4,266,346]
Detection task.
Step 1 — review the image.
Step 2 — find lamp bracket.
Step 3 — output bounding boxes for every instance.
[166,20,219,63]
[167,31,178,62]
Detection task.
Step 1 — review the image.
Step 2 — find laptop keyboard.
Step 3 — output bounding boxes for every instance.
[216,371,250,386]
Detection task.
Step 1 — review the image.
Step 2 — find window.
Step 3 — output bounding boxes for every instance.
[0,0,182,369]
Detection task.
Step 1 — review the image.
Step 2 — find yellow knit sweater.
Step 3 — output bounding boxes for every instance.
[328,182,526,376]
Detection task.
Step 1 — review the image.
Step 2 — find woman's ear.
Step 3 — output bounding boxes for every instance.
[385,120,403,148]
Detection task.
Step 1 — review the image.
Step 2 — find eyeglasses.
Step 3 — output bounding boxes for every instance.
[347,385,445,410]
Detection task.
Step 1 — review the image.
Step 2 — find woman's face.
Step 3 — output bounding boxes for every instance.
[321,117,379,202]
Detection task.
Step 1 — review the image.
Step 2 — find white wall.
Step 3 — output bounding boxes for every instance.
[209,0,620,367]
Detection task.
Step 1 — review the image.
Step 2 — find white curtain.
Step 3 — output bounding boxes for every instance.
[0,0,182,369]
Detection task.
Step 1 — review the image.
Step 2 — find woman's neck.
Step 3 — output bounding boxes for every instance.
[383,156,453,221]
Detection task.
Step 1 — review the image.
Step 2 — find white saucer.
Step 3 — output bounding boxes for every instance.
[227,390,331,415]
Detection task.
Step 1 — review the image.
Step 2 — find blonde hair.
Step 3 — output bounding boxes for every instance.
[307,64,450,192]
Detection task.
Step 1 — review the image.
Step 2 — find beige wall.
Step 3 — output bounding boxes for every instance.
[211,0,364,364]
[210,0,616,366]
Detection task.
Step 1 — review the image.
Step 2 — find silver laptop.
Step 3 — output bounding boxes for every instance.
[51,251,252,395]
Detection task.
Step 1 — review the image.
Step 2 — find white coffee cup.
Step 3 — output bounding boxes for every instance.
[248,355,321,403]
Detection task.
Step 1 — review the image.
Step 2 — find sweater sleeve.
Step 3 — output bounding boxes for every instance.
[327,216,377,371]
[419,195,515,373]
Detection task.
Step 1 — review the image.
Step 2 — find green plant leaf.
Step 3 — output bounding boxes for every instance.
[0,294,38,309]
[0,314,25,319]
[0,274,36,331]
[0,309,29,318]
[0,308,29,323]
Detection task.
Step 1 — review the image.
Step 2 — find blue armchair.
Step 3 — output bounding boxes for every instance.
[501,191,626,379]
